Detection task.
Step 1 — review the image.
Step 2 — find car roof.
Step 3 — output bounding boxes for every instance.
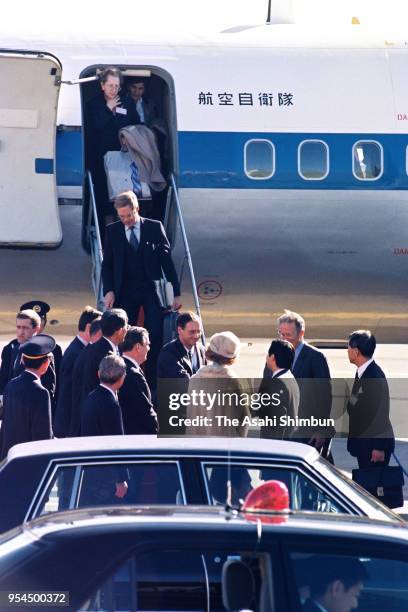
[5,436,320,462]
[12,505,408,545]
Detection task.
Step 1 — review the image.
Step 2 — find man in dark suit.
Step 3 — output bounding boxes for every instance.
[265,310,333,458]
[347,330,395,467]
[126,78,158,127]
[102,190,181,387]
[258,339,299,439]
[157,312,206,434]
[70,319,103,437]
[157,312,206,380]
[119,326,158,434]
[0,335,55,460]
[53,306,101,438]
[302,556,367,612]
[81,355,128,504]
[82,308,128,400]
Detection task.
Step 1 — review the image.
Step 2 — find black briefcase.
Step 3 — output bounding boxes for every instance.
[352,466,404,509]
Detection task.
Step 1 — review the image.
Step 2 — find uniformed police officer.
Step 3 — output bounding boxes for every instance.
[4,308,57,416]
[20,301,63,385]
[0,309,42,397]
[0,335,55,460]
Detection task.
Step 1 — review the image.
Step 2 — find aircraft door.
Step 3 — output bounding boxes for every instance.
[0,51,62,246]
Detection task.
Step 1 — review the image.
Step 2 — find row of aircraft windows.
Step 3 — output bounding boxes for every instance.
[244,139,385,181]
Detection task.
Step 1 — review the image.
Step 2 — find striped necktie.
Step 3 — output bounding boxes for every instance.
[130,161,142,197]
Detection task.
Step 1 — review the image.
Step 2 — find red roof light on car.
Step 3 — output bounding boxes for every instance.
[242,480,290,517]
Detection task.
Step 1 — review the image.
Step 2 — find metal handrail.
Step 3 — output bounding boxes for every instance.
[169,173,205,341]
[86,171,104,311]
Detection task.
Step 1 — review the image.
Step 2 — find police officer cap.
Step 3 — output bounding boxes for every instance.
[20,334,56,359]
[20,300,50,319]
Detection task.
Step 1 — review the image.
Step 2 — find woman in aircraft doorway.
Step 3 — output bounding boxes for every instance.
[87,67,140,236]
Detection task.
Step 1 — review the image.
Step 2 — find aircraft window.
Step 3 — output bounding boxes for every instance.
[244,139,275,179]
[298,140,329,180]
[353,141,383,180]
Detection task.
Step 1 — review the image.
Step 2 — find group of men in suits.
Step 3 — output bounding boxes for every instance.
[58,308,158,440]
[0,294,395,486]
[261,309,334,459]
[259,310,395,472]
[0,304,163,459]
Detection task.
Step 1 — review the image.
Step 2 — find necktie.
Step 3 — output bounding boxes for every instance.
[130,161,142,197]
[351,372,360,396]
[189,349,198,374]
[129,226,139,251]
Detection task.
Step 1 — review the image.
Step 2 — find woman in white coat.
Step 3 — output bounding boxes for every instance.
[186,331,249,437]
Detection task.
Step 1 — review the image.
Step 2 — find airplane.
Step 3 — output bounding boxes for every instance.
[0,3,407,341]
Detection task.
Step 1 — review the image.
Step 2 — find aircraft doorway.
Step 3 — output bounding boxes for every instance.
[0,50,62,247]
[79,65,178,248]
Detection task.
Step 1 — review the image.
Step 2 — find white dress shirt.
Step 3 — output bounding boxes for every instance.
[125,221,141,244]
[357,357,374,379]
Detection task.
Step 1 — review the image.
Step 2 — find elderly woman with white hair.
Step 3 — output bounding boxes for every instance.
[186,331,249,437]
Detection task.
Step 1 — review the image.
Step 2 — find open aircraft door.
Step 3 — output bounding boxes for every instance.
[0,51,62,246]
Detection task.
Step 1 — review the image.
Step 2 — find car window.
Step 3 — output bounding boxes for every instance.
[289,552,408,611]
[82,549,267,611]
[315,459,402,521]
[35,462,184,517]
[203,463,343,513]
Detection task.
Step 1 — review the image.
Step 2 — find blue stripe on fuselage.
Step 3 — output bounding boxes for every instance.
[55,129,408,190]
[178,131,408,190]
[56,129,83,186]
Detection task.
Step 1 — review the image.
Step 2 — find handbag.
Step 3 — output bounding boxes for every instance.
[352,465,404,509]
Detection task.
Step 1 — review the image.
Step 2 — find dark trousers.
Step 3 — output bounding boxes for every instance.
[117,286,163,389]
[357,450,391,469]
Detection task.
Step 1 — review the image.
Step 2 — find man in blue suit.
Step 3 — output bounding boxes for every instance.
[346,330,395,467]
[0,335,55,460]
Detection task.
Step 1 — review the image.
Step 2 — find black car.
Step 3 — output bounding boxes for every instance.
[0,436,400,533]
[0,505,407,611]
